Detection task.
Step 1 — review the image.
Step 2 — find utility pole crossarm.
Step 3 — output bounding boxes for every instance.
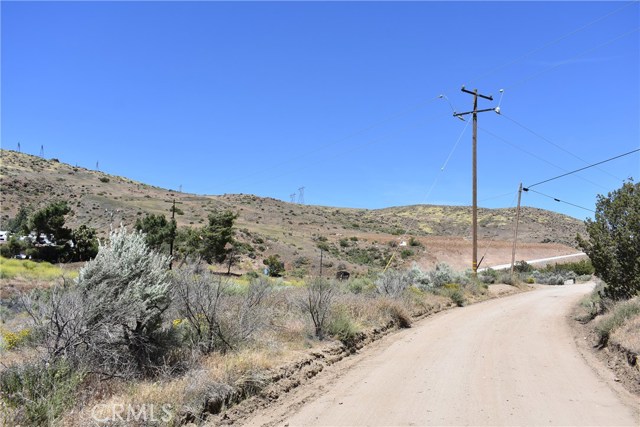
[461,86,493,100]
[454,107,496,117]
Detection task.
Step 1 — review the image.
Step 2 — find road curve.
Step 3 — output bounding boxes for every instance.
[479,252,587,272]
[242,284,639,426]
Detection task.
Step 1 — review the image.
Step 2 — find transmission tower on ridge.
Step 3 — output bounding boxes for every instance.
[17,142,21,153]
[298,187,305,204]
[290,193,297,203]
[39,145,44,157]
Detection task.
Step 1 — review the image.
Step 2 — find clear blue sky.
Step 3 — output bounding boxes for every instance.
[2,1,639,220]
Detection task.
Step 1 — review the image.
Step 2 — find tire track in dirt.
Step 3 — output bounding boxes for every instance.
[240,283,639,426]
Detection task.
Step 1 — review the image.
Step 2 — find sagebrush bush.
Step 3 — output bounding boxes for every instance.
[25,227,174,377]
[375,269,412,297]
[531,270,576,285]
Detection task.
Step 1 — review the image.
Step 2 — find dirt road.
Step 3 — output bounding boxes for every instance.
[241,284,639,426]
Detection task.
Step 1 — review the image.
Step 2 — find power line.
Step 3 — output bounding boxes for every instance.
[230,109,449,191]
[467,0,639,86]
[523,187,595,213]
[500,113,625,182]
[479,190,518,204]
[478,125,611,192]
[384,118,472,272]
[526,148,640,189]
[505,26,640,90]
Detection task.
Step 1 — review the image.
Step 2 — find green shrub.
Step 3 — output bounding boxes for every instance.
[479,268,498,284]
[99,177,110,183]
[400,249,414,259]
[514,260,533,273]
[328,308,360,345]
[577,284,606,322]
[450,289,466,307]
[498,272,518,286]
[408,237,422,247]
[347,277,374,294]
[595,299,640,346]
[542,259,594,276]
[0,359,84,426]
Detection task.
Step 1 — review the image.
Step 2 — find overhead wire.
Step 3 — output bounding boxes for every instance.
[232,108,451,190]
[479,190,518,204]
[523,188,595,213]
[465,0,639,86]
[383,116,472,272]
[477,125,612,192]
[499,113,626,182]
[478,190,520,269]
[221,2,637,197]
[526,148,640,189]
[220,96,442,187]
[504,26,640,90]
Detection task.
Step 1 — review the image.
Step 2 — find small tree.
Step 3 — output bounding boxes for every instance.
[28,201,72,245]
[578,181,640,300]
[263,254,285,277]
[70,224,98,261]
[301,278,336,340]
[135,213,176,254]
[23,201,73,262]
[200,210,238,264]
[0,236,27,258]
[5,206,32,234]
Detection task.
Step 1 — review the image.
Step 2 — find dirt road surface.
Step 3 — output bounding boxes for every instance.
[241,284,639,426]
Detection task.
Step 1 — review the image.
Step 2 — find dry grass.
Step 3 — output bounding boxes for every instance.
[610,313,640,354]
[61,346,307,426]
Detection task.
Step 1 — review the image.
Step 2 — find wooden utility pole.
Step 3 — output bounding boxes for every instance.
[169,199,176,270]
[454,86,495,276]
[510,183,523,277]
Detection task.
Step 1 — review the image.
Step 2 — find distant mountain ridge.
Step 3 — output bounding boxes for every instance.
[0,149,587,274]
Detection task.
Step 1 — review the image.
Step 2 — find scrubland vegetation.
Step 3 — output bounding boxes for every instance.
[573,181,640,392]
[0,226,505,426]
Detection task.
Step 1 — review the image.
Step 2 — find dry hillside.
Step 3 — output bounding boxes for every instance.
[0,149,587,275]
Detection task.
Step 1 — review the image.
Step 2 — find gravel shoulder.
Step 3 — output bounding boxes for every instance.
[238,283,639,427]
